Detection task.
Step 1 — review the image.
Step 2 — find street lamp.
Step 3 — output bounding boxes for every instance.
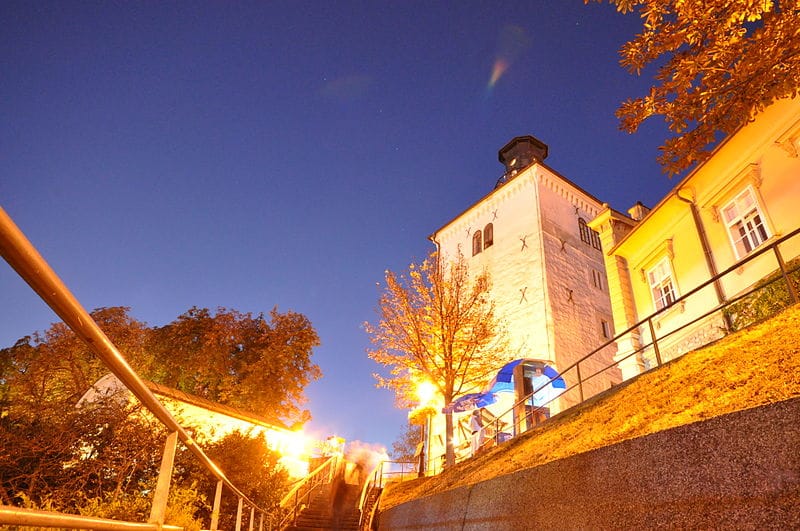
[415,380,436,404]
[414,380,436,477]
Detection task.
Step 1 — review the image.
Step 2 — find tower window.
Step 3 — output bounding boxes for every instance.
[591,269,604,291]
[483,223,494,249]
[579,218,602,250]
[601,319,611,339]
[472,230,482,256]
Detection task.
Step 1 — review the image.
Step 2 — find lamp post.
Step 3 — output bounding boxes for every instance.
[415,381,436,477]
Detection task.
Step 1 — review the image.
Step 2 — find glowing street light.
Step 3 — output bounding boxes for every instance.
[415,380,436,405]
[412,379,437,477]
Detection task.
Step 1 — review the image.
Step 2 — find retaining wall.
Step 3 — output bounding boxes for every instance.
[379,396,800,530]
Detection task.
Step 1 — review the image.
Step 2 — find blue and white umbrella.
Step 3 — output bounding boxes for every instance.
[443,359,566,413]
[484,359,566,394]
[442,391,497,414]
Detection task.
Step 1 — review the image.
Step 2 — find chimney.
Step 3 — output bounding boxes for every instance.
[627,201,650,221]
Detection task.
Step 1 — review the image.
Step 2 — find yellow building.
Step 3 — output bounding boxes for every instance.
[590,97,800,379]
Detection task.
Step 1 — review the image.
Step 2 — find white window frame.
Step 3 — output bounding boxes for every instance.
[647,257,678,311]
[721,185,771,259]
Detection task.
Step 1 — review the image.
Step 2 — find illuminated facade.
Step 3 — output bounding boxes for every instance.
[425,136,621,468]
[589,97,800,379]
[79,373,312,478]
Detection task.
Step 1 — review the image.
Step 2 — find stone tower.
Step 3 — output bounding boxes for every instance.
[430,135,619,413]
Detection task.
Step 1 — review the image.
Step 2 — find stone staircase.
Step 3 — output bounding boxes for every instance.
[286,482,362,530]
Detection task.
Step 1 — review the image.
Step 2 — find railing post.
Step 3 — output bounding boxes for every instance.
[293,490,299,526]
[648,317,663,367]
[148,430,179,525]
[774,245,799,304]
[576,363,584,402]
[235,498,243,531]
[249,507,255,531]
[259,511,264,531]
[210,480,223,531]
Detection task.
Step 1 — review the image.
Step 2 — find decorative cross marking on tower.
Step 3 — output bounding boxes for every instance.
[465,226,472,238]
[492,209,498,221]
[566,288,574,303]
[574,205,580,215]
[519,287,528,303]
[520,235,528,251]
[559,238,567,252]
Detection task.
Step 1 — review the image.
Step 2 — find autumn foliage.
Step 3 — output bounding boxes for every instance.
[0,305,318,525]
[366,251,508,467]
[590,0,800,174]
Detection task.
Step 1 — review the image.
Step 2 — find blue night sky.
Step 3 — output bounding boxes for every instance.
[1,1,676,449]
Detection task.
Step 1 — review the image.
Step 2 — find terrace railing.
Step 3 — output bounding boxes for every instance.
[477,226,800,456]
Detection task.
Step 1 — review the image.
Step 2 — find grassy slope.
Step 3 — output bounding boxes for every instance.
[381,304,800,509]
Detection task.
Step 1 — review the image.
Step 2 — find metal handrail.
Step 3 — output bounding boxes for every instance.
[355,460,418,530]
[0,506,183,531]
[273,454,338,529]
[356,461,385,528]
[373,460,418,487]
[356,466,375,522]
[361,495,381,531]
[0,206,271,528]
[479,226,800,452]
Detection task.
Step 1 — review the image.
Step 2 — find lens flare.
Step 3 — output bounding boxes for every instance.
[485,25,529,95]
[488,59,509,89]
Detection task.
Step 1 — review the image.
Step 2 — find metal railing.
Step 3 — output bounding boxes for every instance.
[475,226,800,457]
[356,462,382,530]
[272,454,339,529]
[355,460,421,530]
[0,206,277,529]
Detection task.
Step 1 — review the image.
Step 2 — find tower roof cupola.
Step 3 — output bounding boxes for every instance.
[498,135,549,174]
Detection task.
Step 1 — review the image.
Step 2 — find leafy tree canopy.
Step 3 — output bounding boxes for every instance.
[366,251,508,467]
[0,305,306,526]
[390,421,421,462]
[589,0,800,174]
[1,305,321,425]
[176,429,289,531]
[1,306,151,420]
[148,306,321,424]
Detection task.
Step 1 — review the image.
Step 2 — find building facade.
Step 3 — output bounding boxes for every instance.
[423,137,620,468]
[589,97,800,380]
[79,373,312,478]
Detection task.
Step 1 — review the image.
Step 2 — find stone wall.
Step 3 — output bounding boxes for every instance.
[378,397,800,530]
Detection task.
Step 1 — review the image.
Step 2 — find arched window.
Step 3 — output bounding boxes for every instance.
[472,230,482,256]
[483,223,494,249]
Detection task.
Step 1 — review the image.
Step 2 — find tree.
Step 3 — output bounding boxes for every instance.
[0,396,184,518]
[0,395,286,530]
[0,305,318,522]
[147,307,321,425]
[589,0,800,175]
[1,306,321,426]
[390,421,421,462]
[1,307,151,420]
[175,430,289,531]
[365,251,508,468]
